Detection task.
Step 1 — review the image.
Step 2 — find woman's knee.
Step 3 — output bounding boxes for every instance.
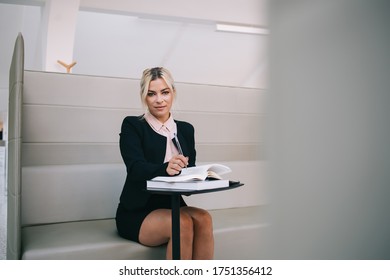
[192,208,213,228]
[184,207,213,230]
[179,212,194,236]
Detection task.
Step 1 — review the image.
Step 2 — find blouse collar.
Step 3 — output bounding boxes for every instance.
[144,111,176,134]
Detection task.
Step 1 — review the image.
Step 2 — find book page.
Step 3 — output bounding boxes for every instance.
[206,164,232,175]
[206,170,222,180]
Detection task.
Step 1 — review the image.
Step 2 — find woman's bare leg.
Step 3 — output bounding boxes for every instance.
[181,207,214,259]
[138,209,194,259]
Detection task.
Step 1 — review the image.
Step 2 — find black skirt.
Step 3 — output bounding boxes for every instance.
[115,194,186,243]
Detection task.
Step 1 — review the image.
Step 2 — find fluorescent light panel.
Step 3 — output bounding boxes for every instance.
[216,24,269,35]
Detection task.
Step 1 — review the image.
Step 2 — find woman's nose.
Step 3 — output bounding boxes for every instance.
[156,94,164,102]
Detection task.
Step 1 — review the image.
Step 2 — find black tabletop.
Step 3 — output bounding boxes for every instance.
[146,180,243,196]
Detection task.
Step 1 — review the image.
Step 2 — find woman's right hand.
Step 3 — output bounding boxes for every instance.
[166,155,189,176]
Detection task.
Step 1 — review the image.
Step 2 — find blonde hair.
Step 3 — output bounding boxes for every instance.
[140,67,176,109]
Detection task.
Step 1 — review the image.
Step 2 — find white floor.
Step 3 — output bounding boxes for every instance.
[0,144,6,260]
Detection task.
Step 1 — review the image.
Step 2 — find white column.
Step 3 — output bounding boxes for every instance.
[41,0,80,72]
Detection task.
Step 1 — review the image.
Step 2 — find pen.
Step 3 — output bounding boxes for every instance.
[174,133,187,169]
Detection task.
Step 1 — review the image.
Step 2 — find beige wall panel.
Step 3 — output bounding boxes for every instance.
[22,143,262,166]
[24,71,265,115]
[176,112,263,143]
[24,71,142,109]
[196,143,264,162]
[22,106,140,143]
[22,143,122,166]
[23,106,262,144]
[21,164,126,226]
[21,161,266,225]
[174,83,265,115]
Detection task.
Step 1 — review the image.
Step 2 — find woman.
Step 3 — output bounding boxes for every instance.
[116,67,214,259]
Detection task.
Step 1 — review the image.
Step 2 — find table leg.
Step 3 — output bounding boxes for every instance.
[171,194,181,260]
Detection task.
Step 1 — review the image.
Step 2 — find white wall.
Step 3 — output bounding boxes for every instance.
[72,11,267,88]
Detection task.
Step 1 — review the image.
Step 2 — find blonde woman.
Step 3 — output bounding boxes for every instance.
[115,67,214,259]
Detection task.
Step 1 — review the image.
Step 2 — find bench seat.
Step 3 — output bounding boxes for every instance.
[21,206,264,260]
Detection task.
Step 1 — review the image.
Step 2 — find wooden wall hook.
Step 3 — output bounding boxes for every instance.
[57,60,77,73]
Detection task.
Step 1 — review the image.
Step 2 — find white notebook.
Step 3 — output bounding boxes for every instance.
[147,179,230,191]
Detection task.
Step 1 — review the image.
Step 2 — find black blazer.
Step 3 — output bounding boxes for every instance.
[118,115,196,211]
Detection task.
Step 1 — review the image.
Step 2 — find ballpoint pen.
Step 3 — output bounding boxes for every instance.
[174,133,187,169]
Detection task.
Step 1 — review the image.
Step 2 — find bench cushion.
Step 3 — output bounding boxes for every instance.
[21,206,265,260]
[21,219,165,260]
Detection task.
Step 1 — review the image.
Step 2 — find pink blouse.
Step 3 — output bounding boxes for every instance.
[144,112,179,163]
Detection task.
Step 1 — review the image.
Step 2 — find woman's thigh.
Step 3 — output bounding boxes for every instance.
[139,207,211,246]
[138,208,172,246]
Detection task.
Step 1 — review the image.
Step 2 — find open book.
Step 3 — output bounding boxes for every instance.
[151,163,231,183]
[147,163,232,191]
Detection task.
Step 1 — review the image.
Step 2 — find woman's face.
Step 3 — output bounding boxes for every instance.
[145,78,173,123]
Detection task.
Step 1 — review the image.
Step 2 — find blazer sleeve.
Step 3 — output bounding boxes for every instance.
[119,116,169,182]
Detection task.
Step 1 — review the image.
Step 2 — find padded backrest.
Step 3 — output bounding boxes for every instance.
[21,70,266,226]
[7,33,24,259]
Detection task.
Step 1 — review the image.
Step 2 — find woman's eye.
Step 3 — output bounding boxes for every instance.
[147,92,155,97]
[162,91,170,95]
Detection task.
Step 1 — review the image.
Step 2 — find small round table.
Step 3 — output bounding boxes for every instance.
[147,181,243,260]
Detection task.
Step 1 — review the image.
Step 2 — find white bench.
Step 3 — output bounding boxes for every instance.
[8,34,268,260]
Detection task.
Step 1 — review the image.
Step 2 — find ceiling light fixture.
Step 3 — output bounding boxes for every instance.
[216,23,269,35]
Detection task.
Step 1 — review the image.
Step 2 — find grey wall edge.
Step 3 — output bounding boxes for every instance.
[7,33,24,260]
